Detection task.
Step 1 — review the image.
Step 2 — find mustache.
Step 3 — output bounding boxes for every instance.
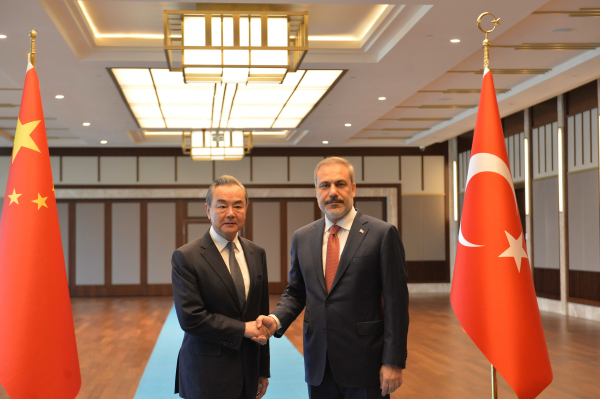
[325,199,345,205]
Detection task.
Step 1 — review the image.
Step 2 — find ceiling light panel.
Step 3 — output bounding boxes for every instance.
[287,89,327,105]
[156,88,214,104]
[112,68,342,130]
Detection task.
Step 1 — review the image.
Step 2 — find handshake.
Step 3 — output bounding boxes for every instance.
[243,315,278,345]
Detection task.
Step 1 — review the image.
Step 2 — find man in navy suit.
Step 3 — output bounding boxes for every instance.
[172,175,271,399]
[258,157,409,399]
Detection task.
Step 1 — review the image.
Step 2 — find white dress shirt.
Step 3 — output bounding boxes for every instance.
[209,226,250,299]
[322,207,357,276]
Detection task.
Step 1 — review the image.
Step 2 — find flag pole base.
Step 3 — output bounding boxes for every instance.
[491,365,499,399]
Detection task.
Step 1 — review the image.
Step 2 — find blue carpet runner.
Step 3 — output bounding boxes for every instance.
[134,305,307,399]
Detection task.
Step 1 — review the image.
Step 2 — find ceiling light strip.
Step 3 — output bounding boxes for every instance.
[271,71,305,128]
[149,68,168,128]
[220,83,239,128]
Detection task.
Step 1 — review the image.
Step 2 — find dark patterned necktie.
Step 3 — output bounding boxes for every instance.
[227,241,246,310]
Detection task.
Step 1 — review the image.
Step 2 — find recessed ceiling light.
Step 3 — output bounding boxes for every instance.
[345,123,351,127]
[0,35,7,39]
[55,95,64,99]
[82,122,91,126]
[378,97,386,101]
[322,140,329,144]
[450,39,460,43]
[100,140,107,144]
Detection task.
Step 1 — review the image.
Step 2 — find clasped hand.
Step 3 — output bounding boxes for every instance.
[244,315,278,345]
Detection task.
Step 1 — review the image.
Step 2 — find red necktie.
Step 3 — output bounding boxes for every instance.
[325,225,341,292]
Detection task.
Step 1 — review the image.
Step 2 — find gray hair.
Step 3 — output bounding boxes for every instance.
[314,157,355,186]
[206,175,249,207]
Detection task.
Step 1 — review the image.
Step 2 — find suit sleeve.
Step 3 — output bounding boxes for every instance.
[272,231,307,336]
[380,224,409,368]
[259,249,271,377]
[171,249,246,350]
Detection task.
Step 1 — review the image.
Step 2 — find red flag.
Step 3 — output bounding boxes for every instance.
[451,69,553,399]
[0,59,81,398]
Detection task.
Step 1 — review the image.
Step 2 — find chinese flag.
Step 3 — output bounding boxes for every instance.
[0,59,81,398]
[451,69,552,399]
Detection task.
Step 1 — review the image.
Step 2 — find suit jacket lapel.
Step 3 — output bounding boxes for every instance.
[238,237,256,316]
[329,212,369,294]
[310,218,327,294]
[199,231,242,311]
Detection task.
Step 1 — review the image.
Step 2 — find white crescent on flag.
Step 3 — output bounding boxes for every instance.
[458,152,517,247]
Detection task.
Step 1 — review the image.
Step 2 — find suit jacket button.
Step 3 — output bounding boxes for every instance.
[326,301,330,306]
[323,327,326,332]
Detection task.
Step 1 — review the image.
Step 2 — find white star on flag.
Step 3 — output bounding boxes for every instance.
[498,231,528,272]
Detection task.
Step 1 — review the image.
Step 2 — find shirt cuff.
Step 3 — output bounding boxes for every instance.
[268,314,282,330]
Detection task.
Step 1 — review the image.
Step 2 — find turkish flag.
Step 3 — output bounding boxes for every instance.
[0,59,81,398]
[451,69,552,398]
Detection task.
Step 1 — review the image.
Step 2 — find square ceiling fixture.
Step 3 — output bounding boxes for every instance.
[182,130,252,161]
[111,68,343,130]
[164,9,308,84]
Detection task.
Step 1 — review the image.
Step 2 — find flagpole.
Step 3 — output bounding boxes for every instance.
[477,12,502,399]
[29,29,37,68]
[491,365,499,398]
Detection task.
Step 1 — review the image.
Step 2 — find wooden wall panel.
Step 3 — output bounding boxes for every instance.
[406,261,448,283]
[187,201,206,217]
[50,156,61,183]
[569,270,600,305]
[252,156,287,183]
[252,201,281,283]
[567,169,600,272]
[286,201,316,276]
[177,156,213,184]
[288,156,323,183]
[340,156,363,182]
[62,157,98,184]
[111,203,141,285]
[75,203,105,285]
[100,157,137,184]
[138,157,175,184]
[566,80,598,117]
[531,97,558,128]
[401,156,422,194]
[534,268,560,300]
[57,202,69,282]
[567,108,599,172]
[147,202,176,284]
[355,199,384,220]
[0,156,9,198]
[423,156,445,194]
[402,195,424,261]
[422,196,446,261]
[364,156,399,183]
[532,178,560,269]
[215,157,251,183]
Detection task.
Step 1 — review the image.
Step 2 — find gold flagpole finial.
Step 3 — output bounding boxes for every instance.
[29,29,37,68]
[477,13,500,70]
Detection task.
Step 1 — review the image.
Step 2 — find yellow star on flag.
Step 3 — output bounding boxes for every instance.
[8,189,22,205]
[12,118,41,163]
[32,193,48,210]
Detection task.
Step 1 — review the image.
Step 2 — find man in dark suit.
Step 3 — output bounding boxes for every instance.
[172,175,271,399]
[257,157,409,399]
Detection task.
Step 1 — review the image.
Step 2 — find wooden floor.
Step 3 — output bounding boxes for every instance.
[1,294,598,399]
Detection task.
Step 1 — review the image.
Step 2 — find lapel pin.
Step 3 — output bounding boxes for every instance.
[359,229,364,234]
